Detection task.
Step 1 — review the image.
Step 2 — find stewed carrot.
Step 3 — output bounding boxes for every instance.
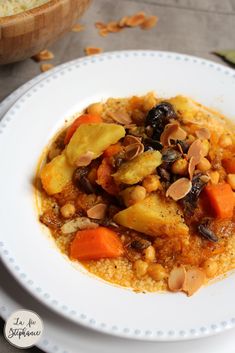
[204,183,234,219]
[222,157,235,174]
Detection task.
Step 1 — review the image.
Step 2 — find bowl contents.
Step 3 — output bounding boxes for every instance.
[0,0,49,17]
[37,92,235,295]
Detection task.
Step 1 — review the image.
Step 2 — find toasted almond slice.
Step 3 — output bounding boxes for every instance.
[168,266,186,292]
[119,16,130,27]
[107,21,122,33]
[95,22,106,29]
[108,110,132,125]
[75,151,94,167]
[141,15,158,30]
[84,47,103,56]
[125,143,144,160]
[188,157,197,180]
[187,139,203,164]
[87,203,107,219]
[99,28,109,37]
[40,63,54,72]
[72,23,85,32]
[166,178,192,200]
[123,134,142,146]
[125,12,146,27]
[32,49,54,62]
[183,268,205,296]
[160,123,187,146]
[124,123,137,129]
[195,127,211,140]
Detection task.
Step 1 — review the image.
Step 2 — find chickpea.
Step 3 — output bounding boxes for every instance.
[201,139,210,157]
[144,246,156,262]
[130,186,146,203]
[142,175,161,193]
[219,134,233,148]
[87,102,103,115]
[209,171,220,185]
[197,157,211,172]
[60,203,76,218]
[203,259,218,278]
[148,263,166,281]
[227,174,235,190]
[171,158,188,176]
[133,260,148,278]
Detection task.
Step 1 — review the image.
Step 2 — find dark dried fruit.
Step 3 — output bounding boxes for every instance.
[198,221,218,242]
[176,140,190,153]
[40,210,62,229]
[182,173,208,213]
[73,167,96,194]
[143,137,163,151]
[157,165,171,182]
[145,102,177,140]
[162,148,181,163]
[130,238,151,250]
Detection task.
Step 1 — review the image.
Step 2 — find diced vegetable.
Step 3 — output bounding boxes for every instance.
[96,158,119,195]
[222,157,235,174]
[70,227,124,260]
[114,193,189,237]
[103,142,123,158]
[66,123,125,166]
[113,151,162,185]
[64,114,102,144]
[204,183,234,219]
[41,153,74,195]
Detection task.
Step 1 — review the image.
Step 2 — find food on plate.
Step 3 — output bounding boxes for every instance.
[37,92,235,295]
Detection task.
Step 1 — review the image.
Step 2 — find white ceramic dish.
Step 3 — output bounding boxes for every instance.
[0,51,235,341]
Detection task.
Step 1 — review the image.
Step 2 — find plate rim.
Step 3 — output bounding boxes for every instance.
[1,50,235,342]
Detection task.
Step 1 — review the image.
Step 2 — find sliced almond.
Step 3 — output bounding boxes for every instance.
[168,266,186,292]
[32,49,54,62]
[187,139,203,164]
[160,123,187,146]
[99,28,108,37]
[188,157,197,180]
[40,63,54,72]
[84,47,103,56]
[125,12,146,27]
[125,143,144,160]
[107,21,122,33]
[119,16,130,27]
[108,110,132,125]
[195,127,211,140]
[124,123,137,129]
[71,23,85,32]
[166,178,192,201]
[75,151,94,167]
[123,134,142,146]
[141,15,158,30]
[95,22,106,29]
[87,203,107,219]
[183,268,205,296]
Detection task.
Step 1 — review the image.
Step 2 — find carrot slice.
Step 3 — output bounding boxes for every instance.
[96,158,119,195]
[70,227,124,260]
[64,114,102,144]
[222,157,235,174]
[103,142,123,158]
[204,183,234,219]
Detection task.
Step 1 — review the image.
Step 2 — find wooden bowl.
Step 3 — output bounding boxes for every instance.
[0,0,91,65]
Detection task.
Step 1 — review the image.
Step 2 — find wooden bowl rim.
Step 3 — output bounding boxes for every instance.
[0,0,71,25]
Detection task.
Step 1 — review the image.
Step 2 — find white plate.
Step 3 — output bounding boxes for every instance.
[0,51,235,341]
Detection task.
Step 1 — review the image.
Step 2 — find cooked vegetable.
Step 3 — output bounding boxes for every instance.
[96,158,119,195]
[70,227,124,260]
[113,151,162,185]
[41,153,75,195]
[114,193,189,237]
[66,123,125,166]
[103,142,123,158]
[223,157,235,173]
[64,114,102,144]
[204,183,234,219]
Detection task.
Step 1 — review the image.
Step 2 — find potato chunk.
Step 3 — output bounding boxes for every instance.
[41,153,75,195]
[114,193,188,237]
[66,123,125,166]
[113,151,162,185]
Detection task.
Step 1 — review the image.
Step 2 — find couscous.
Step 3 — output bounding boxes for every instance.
[0,0,49,17]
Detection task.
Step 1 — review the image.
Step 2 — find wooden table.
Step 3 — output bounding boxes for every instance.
[0,0,234,352]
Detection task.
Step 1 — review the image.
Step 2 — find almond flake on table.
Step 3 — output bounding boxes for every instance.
[141,15,158,30]
[84,47,103,56]
[71,23,85,32]
[40,63,54,72]
[125,12,146,27]
[32,49,54,62]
